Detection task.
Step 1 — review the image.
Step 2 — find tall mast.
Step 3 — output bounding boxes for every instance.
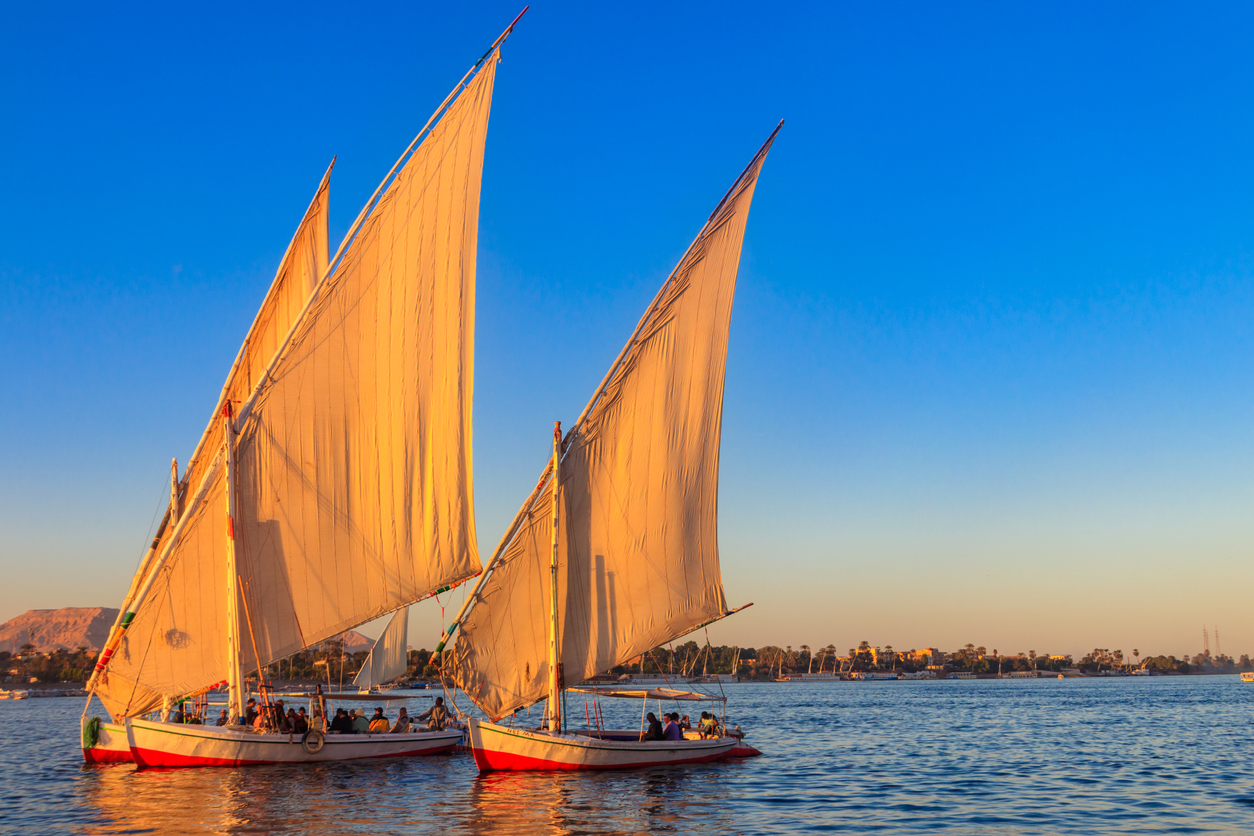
[546,421,563,733]
[222,404,244,723]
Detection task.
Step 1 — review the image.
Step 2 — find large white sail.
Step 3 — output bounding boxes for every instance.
[353,607,409,690]
[447,127,779,720]
[96,53,499,721]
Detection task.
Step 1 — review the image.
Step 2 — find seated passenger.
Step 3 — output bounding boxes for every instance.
[329,708,352,734]
[641,712,664,741]
[391,707,412,733]
[416,697,451,730]
[289,709,307,735]
[216,710,229,727]
[708,713,722,738]
[680,715,691,731]
[663,713,683,741]
[368,707,390,733]
[699,711,715,738]
[244,698,258,727]
[351,708,371,734]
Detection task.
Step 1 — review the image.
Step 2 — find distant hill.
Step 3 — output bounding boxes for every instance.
[0,607,375,655]
[0,608,116,653]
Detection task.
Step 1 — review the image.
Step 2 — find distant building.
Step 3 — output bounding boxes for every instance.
[909,648,941,666]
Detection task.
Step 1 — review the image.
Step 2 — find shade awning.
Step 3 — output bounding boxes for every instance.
[569,687,724,702]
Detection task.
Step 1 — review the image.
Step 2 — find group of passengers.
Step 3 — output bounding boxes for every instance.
[325,696,451,733]
[234,698,312,734]
[640,710,722,741]
[177,695,455,735]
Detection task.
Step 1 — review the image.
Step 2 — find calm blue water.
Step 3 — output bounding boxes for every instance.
[2,678,1252,835]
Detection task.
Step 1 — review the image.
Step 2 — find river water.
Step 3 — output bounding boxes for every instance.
[2,677,1252,835]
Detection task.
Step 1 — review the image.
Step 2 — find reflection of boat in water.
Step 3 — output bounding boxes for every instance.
[78,11,526,768]
[440,123,781,772]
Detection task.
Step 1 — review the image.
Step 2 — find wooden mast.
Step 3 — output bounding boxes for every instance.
[546,421,564,733]
[222,403,244,723]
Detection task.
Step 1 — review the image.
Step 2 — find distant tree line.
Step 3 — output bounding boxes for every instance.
[7,639,1252,685]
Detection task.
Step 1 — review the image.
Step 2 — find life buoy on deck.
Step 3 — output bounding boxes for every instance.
[301,729,325,754]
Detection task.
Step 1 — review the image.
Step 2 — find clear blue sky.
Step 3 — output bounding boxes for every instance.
[2,2,1252,660]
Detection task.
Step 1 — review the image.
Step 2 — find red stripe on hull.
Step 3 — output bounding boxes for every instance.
[82,747,134,765]
[471,743,732,772]
[131,742,458,770]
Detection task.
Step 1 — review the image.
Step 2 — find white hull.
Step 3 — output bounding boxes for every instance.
[82,719,134,764]
[467,718,736,772]
[126,718,463,768]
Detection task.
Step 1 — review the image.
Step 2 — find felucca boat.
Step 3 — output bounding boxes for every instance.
[78,10,526,768]
[436,124,781,772]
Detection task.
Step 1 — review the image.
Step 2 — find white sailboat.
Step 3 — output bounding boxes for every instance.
[354,607,409,692]
[435,123,781,772]
[79,10,526,768]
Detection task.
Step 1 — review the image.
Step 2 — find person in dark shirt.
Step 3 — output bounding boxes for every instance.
[244,699,258,727]
[216,710,229,727]
[330,709,352,734]
[642,712,664,741]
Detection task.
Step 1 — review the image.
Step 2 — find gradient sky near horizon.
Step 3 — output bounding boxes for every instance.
[2,2,1253,660]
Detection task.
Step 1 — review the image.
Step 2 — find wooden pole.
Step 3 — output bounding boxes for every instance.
[546,421,564,733]
[222,404,244,724]
[169,458,180,527]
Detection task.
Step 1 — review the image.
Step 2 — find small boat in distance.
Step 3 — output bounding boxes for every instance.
[354,608,409,694]
[437,123,782,772]
[1241,672,1254,683]
[78,10,527,768]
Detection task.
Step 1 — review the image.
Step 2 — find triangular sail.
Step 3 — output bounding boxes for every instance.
[447,127,779,720]
[96,51,500,720]
[96,166,332,720]
[353,607,410,690]
[231,52,494,667]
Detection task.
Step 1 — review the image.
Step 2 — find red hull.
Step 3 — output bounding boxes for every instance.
[82,747,134,765]
[470,742,732,772]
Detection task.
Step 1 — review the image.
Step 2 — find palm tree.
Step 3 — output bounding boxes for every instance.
[1029,650,1037,672]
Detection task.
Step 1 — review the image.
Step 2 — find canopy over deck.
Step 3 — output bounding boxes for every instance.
[569,687,723,702]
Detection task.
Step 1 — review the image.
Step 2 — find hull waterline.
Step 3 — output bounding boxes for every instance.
[126,718,462,769]
[468,718,737,772]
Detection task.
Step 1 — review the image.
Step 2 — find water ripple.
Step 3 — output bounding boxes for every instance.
[1,677,1251,834]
